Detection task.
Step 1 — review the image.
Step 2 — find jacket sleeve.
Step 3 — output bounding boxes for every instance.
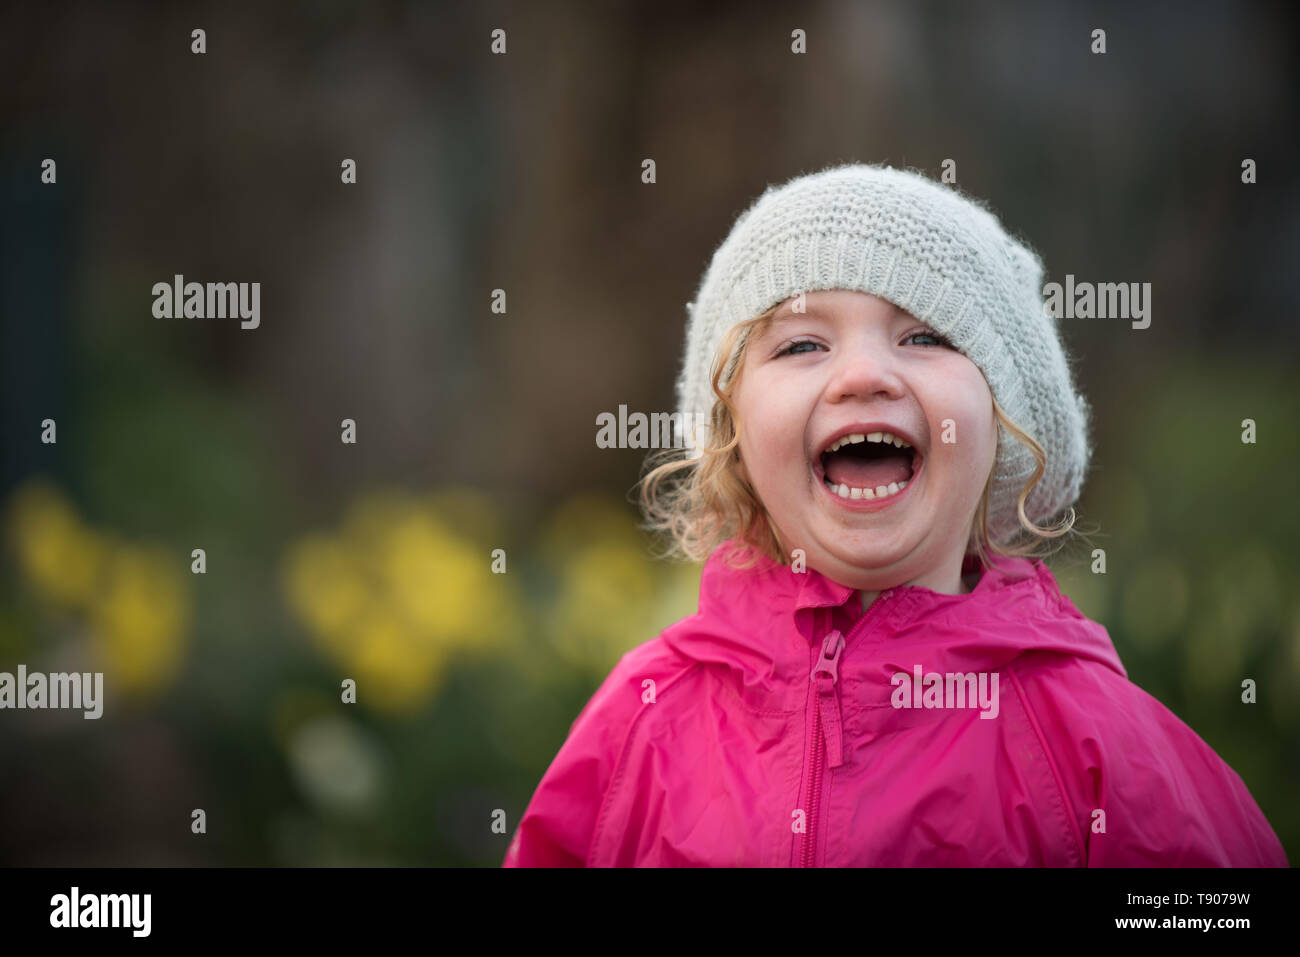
[501,646,650,867]
[1012,655,1289,867]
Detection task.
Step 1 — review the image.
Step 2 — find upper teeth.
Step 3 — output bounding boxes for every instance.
[825,431,912,454]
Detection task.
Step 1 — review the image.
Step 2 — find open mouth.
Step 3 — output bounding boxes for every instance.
[816,431,919,501]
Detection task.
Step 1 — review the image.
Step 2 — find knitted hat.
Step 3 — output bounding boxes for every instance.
[673,163,1091,548]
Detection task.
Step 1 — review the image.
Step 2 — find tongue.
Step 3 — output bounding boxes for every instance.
[824,450,912,489]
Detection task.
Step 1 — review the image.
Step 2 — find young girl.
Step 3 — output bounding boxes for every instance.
[502,164,1288,867]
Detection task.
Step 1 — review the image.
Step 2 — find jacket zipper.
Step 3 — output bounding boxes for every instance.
[799,588,903,867]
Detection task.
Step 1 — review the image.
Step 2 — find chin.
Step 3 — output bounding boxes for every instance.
[824,545,902,572]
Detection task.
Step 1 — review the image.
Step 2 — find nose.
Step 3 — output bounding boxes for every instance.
[823,336,906,404]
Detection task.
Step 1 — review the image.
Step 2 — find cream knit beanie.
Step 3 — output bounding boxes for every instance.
[673,163,1092,548]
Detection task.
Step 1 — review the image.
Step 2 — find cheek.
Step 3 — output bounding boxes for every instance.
[742,426,796,497]
[922,370,995,468]
[737,390,801,463]
[968,406,997,470]
[755,414,800,459]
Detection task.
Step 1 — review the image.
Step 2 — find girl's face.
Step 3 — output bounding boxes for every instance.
[731,290,997,592]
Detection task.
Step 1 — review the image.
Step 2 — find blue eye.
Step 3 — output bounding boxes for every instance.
[906,330,952,347]
[775,332,952,356]
[776,339,820,357]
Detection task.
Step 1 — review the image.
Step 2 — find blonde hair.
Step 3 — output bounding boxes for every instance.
[636,303,1089,571]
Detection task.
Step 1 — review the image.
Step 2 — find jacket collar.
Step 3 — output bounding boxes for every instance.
[698,537,1039,624]
[661,537,1125,713]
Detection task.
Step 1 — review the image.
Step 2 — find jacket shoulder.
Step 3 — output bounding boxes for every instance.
[501,635,697,867]
[1008,652,1288,866]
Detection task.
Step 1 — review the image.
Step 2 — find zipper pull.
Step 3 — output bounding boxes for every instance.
[813,629,845,683]
[812,630,845,769]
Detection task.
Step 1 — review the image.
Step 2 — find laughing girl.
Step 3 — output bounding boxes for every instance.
[503,164,1287,867]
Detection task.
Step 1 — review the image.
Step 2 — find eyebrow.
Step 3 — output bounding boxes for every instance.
[765,305,822,332]
[753,309,806,345]
[769,300,912,326]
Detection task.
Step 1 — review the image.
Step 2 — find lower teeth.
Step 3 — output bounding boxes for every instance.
[824,476,908,500]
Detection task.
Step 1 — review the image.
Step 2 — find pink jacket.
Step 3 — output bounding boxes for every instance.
[503,540,1288,866]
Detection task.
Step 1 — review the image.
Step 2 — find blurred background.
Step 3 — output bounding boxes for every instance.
[1,0,1296,865]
